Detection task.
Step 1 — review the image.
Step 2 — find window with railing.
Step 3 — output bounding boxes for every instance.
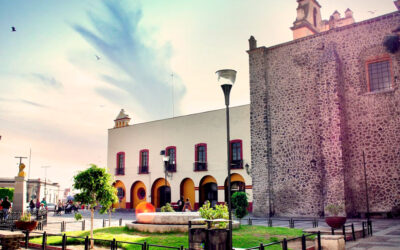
[166,146,176,172]
[194,143,207,171]
[230,140,243,169]
[139,149,149,174]
[115,152,125,175]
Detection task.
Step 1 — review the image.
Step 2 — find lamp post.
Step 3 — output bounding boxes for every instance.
[41,166,51,201]
[217,69,236,250]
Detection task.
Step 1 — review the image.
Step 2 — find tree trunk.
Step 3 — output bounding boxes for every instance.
[109,209,111,227]
[90,207,94,249]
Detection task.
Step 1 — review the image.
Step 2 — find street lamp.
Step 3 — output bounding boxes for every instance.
[41,166,51,201]
[217,69,236,250]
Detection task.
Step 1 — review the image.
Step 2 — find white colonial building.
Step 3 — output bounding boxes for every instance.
[107,105,252,211]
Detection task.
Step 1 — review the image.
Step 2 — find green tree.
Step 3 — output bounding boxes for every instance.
[231,192,248,223]
[0,188,14,201]
[73,164,118,248]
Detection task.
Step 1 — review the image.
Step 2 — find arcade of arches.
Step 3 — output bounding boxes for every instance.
[114,173,250,210]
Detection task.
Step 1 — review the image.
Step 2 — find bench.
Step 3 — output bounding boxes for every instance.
[0,230,25,249]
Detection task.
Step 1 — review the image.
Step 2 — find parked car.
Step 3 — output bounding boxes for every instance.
[47,203,56,211]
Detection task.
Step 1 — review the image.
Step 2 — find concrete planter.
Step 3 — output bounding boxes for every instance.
[15,220,38,232]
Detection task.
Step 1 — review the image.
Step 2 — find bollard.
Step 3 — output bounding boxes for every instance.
[61,234,67,250]
[119,218,122,226]
[25,231,29,249]
[103,218,106,228]
[82,220,85,231]
[351,223,356,240]
[301,234,306,250]
[282,238,288,250]
[362,222,366,238]
[368,220,373,236]
[268,218,272,227]
[248,217,252,225]
[342,225,346,241]
[42,231,47,250]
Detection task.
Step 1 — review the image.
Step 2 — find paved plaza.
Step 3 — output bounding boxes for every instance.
[40,211,400,249]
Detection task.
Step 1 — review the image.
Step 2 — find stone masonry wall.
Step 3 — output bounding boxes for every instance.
[249,12,400,216]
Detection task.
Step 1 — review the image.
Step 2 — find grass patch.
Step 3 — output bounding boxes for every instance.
[30,225,305,249]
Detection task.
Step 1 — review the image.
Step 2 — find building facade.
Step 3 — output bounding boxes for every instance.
[0,178,60,204]
[249,0,400,217]
[107,105,253,210]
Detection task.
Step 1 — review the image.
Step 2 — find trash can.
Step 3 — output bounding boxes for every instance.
[189,219,230,250]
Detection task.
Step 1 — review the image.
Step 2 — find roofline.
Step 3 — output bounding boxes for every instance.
[248,11,400,53]
[108,103,250,130]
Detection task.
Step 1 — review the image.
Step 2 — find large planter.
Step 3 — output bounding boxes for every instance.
[15,221,38,232]
[325,216,346,229]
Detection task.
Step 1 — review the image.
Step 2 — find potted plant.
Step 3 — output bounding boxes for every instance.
[189,202,229,249]
[15,213,38,232]
[325,203,346,229]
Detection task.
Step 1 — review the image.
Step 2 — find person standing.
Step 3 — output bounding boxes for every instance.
[177,196,184,212]
[29,200,35,213]
[40,198,47,209]
[2,197,11,221]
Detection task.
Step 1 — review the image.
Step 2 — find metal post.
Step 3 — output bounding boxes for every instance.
[119,218,122,226]
[260,243,264,250]
[342,225,346,241]
[42,231,47,250]
[362,222,366,238]
[351,223,356,240]
[180,246,184,250]
[61,234,67,250]
[317,231,321,250]
[301,234,306,250]
[331,228,335,235]
[82,220,85,231]
[25,231,29,248]
[282,238,288,250]
[84,236,89,250]
[222,83,233,250]
[142,241,147,250]
[112,238,116,250]
[248,217,252,225]
[368,220,373,236]
[103,218,106,227]
[268,218,272,227]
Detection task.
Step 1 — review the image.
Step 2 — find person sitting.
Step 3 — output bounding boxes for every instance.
[56,200,63,215]
[183,198,192,212]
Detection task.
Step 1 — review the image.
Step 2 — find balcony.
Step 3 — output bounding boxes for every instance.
[194,162,208,171]
[115,168,125,175]
[230,159,243,169]
[138,165,149,174]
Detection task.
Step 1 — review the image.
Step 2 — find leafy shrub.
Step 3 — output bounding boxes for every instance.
[199,201,228,228]
[0,188,14,202]
[231,192,248,220]
[161,203,174,212]
[74,213,83,221]
[325,204,344,216]
[383,35,400,54]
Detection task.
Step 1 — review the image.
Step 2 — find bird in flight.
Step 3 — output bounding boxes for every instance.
[95,55,100,60]
[11,27,16,32]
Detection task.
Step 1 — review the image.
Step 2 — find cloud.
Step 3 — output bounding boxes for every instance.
[30,73,63,89]
[0,97,46,108]
[72,0,186,119]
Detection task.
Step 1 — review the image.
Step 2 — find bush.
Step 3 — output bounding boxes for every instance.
[19,213,32,222]
[232,192,248,220]
[0,188,14,201]
[199,201,228,228]
[74,213,83,221]
[161,203,174,212]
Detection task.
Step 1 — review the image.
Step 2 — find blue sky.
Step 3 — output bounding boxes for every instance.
[0,0,397,188]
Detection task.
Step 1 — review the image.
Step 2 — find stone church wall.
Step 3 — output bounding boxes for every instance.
[249,12,400,216]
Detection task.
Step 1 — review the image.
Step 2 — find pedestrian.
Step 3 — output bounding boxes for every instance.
[41,198,47,210]
[29,200,35,213]
[177,196,184,211]
[2,196,11,221]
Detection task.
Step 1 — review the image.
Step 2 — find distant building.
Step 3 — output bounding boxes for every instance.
[249,0,400,217]
[0,178,60,204]
[107,106,252,210]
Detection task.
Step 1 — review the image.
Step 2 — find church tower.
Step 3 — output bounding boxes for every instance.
[291,0,323,39]
[114,109,131,128]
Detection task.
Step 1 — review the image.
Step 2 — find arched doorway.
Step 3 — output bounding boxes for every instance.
[199,175,218,208]
[224,173,245,205]
[130,181,147,210]
[113,180,126,209]
[180,178,195,210]
[151,178,171,208]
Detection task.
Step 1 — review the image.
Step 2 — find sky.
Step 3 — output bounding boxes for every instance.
[0,0,397,189]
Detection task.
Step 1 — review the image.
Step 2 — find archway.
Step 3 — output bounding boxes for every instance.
[224,173,245,205]
[113,180,126,209]
[151,178,170,208]
[199,175,218,208]
[130,181,147,210]
[180,178,195,210]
